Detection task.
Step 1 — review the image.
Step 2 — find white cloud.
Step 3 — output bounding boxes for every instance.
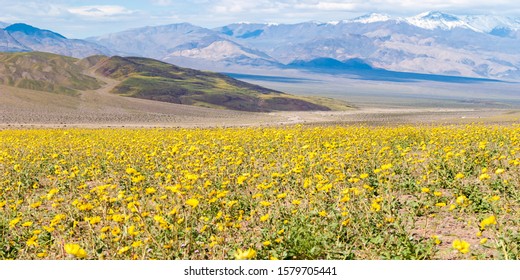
[316,2,358,10]
[68,5,134,18]
[295,1,359,11]
[208,0,520,16]
[149,0,173,6]
[0,2,68,18]
[213,0,287,13]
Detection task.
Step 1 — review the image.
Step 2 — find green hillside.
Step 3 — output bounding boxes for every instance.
[91,56,335,112]
[0,52,350,112]
[0,52,103,95]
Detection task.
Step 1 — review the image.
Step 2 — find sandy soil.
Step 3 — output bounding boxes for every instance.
[1,73,519,128]
[270,107,520,126]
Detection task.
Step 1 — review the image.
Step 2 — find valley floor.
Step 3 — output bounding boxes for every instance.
[1,94,518,129]
[1,70,519,128]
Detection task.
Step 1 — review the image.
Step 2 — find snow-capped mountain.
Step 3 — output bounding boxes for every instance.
[403,11,520,34]
[462,15,520,35]
[349,13,393,24]
[339,11,520,33]
[212,12,520,79]
[405,11,480,32]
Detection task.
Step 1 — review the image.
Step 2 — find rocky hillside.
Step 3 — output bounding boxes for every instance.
[0,52,344,112]
[0,52,103,94]
[89,56,332,112]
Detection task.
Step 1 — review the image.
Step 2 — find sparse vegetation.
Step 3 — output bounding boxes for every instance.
[0,52,103,95]
[0,52,347,112]
[92,56,338,112]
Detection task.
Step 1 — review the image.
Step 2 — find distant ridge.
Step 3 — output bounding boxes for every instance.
[286,57,501,83]
[5,23,66,39]
[288,58,373,70]
[1,23,110,58]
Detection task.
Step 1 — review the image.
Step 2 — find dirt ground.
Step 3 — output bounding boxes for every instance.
[1,102,518,129]
[1,73,519,128]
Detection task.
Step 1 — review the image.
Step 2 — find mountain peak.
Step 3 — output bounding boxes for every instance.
[5,23,66,39]
[406,11,479,31]
[417,11,459,21]
[351,13,393,24]
[462,15,520,32]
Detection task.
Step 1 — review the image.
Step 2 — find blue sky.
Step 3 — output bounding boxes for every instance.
[0,0,519,38]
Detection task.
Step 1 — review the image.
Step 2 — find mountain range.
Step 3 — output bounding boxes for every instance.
[1,11,519,81]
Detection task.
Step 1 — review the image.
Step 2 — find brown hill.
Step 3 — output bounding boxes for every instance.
[89,56,333,112]
[0,51,351,112]
[0,52,102,95]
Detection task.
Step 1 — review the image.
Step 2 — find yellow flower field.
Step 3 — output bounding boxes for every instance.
[1,125,519,260]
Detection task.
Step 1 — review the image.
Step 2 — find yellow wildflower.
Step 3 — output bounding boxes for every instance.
[456,195,468,205]
[88,216,101,225]
[480,215,497,230]
[118,246,131,255]
[452,239,470,254]
[371,201,381,212]
[432,235,442,245]
[234,248,256,260]
[277,193,287,199]
[381,164,393,170]
[186,198,199,208]
[128,225,140,236]
[30,201,42,208]
[145,187,156,194]
[65,243,87,258]
[260,201,271,207]
[26,235,39,247]
[260,214,269,222]
[9,218,21,228]
[112,214,124,222]
[495,168,505,175]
